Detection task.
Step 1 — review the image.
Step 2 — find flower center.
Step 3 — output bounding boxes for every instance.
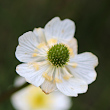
[47,43,70,67]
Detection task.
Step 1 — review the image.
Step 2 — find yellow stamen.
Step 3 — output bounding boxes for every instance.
[72,63,78,68]
[42,72,52,81]
[47,39,57,45]
[67,62,78,68]
[54,78,62,83]
[33,62,39,70]
[37,42,46,49]
[54,68,62,83]
[69,48,74,57]
[62,67,73,80]
[63,74,72,80]
[32,53,37,57]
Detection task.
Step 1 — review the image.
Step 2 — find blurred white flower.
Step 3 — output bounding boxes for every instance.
[15,17,98,96]
[11,77,71,110]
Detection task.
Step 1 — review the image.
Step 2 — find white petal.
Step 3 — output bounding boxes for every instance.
[33,28,46,43]
[11,88,29,110]
[67,38,78,54]
[15,31,46,62]
[51,91,71,110]
[61,38,78,55]
[11,86,31,110]
[11,85,71,110]
[56,77,88,97]
[68,52,98,84]
[16,63,49,87]
[41,80,57,94]
[44,17,75,42]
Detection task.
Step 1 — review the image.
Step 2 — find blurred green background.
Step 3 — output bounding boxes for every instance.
[0,0,110,110]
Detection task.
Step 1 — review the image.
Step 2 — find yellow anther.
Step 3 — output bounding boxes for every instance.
[42,72,52,81]
[33,62,39,70]
[54,78,62,83]
[72,63,78,68]
[48,39,57,44]
[32,53,37,57]
[34,49,38,52]
[67,62,78,68]
[69,48,74,57]
[37,42,46,49]
[63,74,72,80]
[62,67,73,80]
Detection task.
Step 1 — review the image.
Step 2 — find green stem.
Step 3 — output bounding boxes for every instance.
[0,82,29,103]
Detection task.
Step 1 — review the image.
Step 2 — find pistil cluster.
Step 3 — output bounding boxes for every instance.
[47,44,70,67]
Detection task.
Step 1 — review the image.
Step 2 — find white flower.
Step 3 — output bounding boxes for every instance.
[11,77,71,110]
[15,17,98,97]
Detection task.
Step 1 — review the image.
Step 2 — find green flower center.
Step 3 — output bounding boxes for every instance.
[47,43,70,67]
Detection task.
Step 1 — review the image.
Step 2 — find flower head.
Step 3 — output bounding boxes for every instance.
[15,17,98,96]
[11,77,71,110]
